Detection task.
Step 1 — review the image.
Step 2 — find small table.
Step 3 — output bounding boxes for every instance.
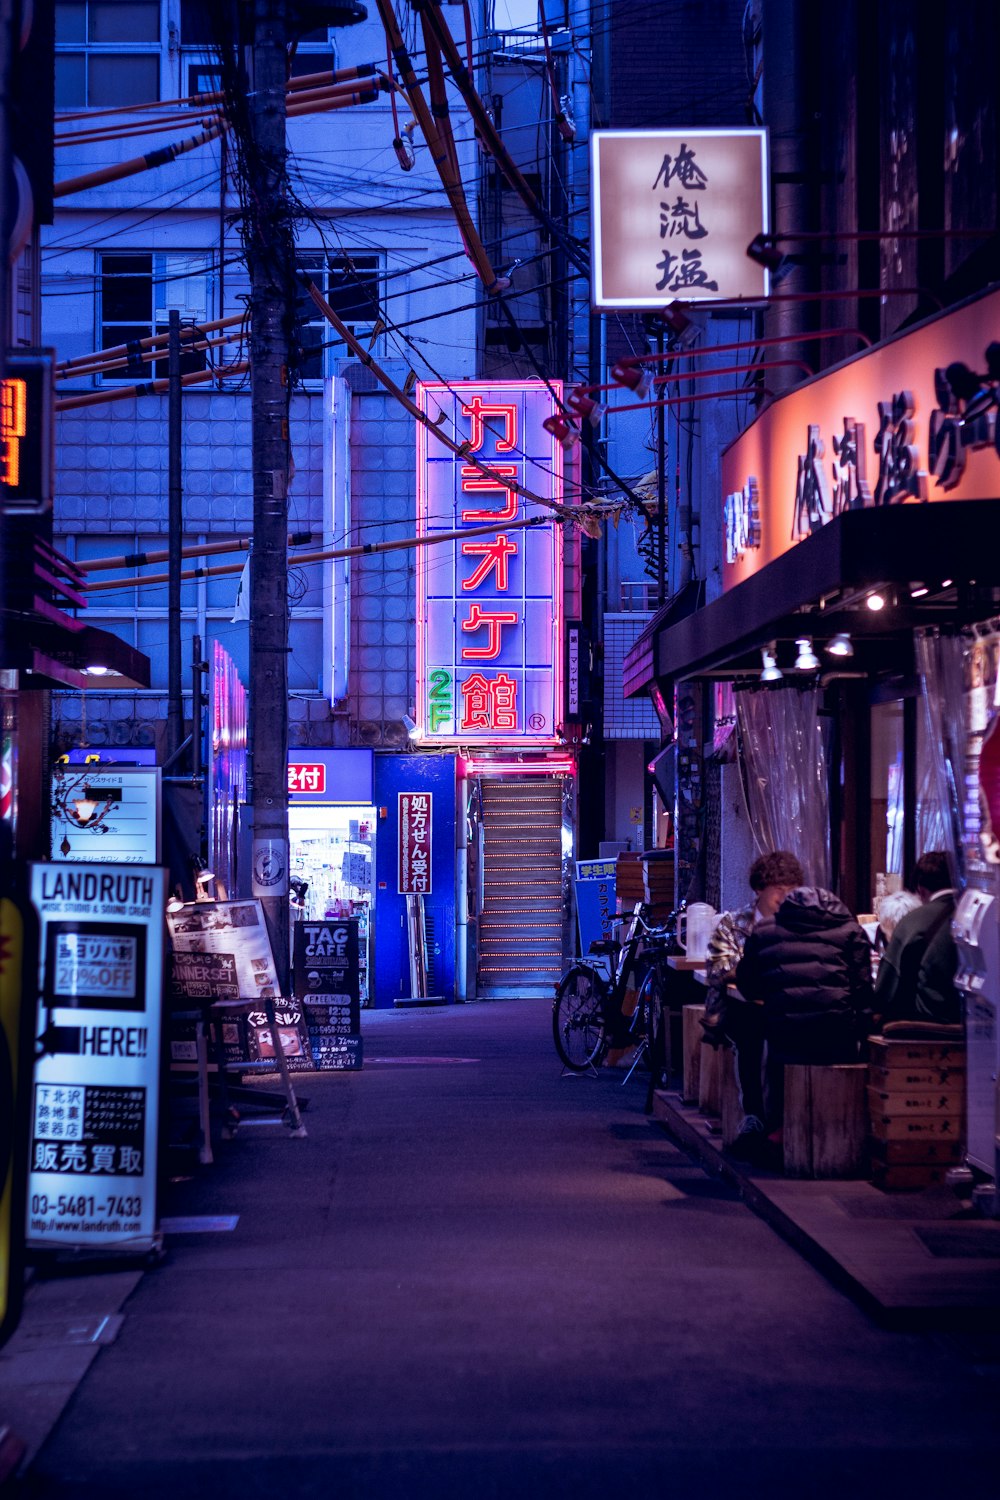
[666,955,707,972]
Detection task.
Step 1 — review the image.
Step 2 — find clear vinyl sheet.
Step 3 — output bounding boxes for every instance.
[734,683,831,888]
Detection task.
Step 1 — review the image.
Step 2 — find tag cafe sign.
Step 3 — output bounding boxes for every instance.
[414,381,563,746]
[590,128,769,310]
[721,289,1000,584]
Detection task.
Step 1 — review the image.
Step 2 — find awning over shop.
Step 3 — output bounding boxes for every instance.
[624,499,1000,692]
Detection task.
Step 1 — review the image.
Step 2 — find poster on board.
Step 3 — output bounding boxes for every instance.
[50,765,161,865]
[26,863,167,1253]
[293,918,363,1070]
[166,899,311,1071]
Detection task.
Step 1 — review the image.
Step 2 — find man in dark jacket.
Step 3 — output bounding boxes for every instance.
[873,851,959,1026]
[735,887,874,1135]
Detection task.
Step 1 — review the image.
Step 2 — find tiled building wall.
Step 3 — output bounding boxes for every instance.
[346,387,417,750]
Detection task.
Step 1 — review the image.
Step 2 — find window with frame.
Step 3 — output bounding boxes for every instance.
[98,252,214,381]
[295,254,382,382]
[56,1,162,110]
[179,5,337,101]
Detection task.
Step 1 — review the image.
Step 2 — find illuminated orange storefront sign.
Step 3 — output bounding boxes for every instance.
[721,287,1000,590]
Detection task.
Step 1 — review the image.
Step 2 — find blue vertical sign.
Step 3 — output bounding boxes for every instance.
[574,858,618,960]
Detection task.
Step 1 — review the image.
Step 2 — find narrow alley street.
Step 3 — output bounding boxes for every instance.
[14,999,1000,1498]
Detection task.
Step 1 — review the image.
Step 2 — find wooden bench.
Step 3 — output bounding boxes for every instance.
[783,1063,869,1178]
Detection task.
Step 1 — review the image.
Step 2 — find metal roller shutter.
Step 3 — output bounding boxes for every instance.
[476,778,566,997]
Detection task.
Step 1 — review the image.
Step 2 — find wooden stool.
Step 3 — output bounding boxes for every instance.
[783,1064,869,1178]
[720,1047,743,1147]
[682,1005,705,1102]
[698,1037,723,1116]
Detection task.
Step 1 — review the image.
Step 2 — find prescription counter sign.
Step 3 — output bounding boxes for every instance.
[27,863,167,1253]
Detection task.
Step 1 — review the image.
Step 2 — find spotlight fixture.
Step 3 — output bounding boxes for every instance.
[610,357,653,398]
[166,892,185,915]
[826,633,854,658]
[567,386,606,427]
[542,412,579,450]
[401,713,419,741]
[746,233,795,285]
[657,302,703,349]
[794,637,820,671]
[760,644,783,682]
[866,592,886,612]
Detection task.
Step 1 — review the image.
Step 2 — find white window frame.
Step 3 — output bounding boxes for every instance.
[295,252,384,385]
[55,0,165,110]
[96,250,215,383]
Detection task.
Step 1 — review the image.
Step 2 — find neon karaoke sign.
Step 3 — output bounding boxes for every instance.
[415,381,564,745]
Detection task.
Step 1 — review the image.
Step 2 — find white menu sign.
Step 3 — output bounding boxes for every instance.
[27,863,167,1252]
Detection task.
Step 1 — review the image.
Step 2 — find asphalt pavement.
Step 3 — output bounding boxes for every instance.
[6,997,1000,1498]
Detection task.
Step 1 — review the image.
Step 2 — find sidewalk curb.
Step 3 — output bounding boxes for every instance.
[651,1089,1000,1332]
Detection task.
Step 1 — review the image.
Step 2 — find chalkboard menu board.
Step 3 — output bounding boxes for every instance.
[293,919,363,1071]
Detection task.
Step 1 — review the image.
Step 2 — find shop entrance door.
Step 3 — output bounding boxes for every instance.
[476,778,565,997]
[288,805,375,1008]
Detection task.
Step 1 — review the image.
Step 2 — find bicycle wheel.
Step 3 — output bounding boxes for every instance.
[639,968,669,1090]
[553,965,608,1071]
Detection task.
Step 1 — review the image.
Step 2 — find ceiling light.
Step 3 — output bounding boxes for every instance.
[760,644,783,682]
[84,664,110,676]
[866,592,886,612]
[826,633,854,658]
[794,637,820,671]
[909,583,929,599]
[941,579,953,588]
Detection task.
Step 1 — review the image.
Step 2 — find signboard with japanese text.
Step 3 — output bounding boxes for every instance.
[720,286,1000,590]
[293,918,363,1070]
[591,129,769,310]
[286,749,373,805]
[26,863,167,1252]
[398,792,433,895]
[0,351,53,514]
[50,765,160,865]
[166,898,311,1072]
[415,381,563,745]
[574,859,618,963]
[207,641,247,902]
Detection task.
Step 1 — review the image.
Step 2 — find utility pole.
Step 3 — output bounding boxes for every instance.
[166,310,183,760]
[247,0,293,991]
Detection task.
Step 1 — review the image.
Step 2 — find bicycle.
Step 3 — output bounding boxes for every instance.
[552,906,675,1097]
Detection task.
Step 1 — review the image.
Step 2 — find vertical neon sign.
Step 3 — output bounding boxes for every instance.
[416,382,564,745]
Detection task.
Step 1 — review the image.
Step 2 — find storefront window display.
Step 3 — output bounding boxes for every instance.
[288,805,374,1008]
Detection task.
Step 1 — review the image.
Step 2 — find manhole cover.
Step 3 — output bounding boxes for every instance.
[914,1226,1000,1259]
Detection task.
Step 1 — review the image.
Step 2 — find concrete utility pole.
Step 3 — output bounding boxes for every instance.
[247,0,293,990]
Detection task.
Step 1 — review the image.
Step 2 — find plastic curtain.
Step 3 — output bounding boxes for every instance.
[914,629,967,888]
[734,684,831,887]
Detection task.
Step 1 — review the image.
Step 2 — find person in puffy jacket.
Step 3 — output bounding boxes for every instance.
[735,886,874,1134]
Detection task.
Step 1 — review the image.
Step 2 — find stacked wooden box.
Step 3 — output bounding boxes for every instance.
[642,852,675,921]
[615,852,644,913]
[867,1036,966,1191]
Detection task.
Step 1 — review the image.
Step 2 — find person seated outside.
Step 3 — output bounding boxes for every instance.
[874,888,921,953]
[735,885,874,1152]
[873,851,960,1027]
[702,850,804,1159]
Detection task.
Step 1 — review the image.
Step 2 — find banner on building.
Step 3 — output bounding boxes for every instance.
[398,792,433,895]
[591,128,769,310]
[27,863,167,1252]
[415,381,563,746]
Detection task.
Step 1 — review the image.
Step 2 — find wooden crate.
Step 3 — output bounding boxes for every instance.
[867,1086,965,1117]
[867,1037,966,1071]
[872,1160,951,1191]
[869,1136,964,1166]
[697,1038,723,1117]
[615,852,644,911]
[783,1064,869,1178]
[868,1110,962,1143]
[868,1064,966,1092]
[681,1005,705,1102]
